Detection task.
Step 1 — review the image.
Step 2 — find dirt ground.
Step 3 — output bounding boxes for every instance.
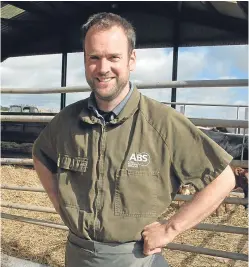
[1,165,248,267]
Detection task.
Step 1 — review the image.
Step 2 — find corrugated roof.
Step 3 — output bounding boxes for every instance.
[1,4,25,19]
[1,1,248,61]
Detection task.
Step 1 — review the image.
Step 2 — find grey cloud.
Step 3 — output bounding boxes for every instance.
[2,54,62,70]
[1,54,62,88]
[131,48,173,82]
[1,46,248,118]
[207,45,248,73]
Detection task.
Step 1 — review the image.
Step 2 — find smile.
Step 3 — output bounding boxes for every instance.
[97,78,113,82]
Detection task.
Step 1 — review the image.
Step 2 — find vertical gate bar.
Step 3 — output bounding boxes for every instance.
[171,44,178,109]
[240,107,248,161]
[60,52,67,110]
[237,106,240,134]
[171,2,182,109]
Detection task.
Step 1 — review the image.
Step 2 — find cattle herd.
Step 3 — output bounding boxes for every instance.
[177,166,248,215]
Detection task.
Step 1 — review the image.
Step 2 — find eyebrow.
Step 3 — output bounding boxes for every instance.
[87,53,122,57]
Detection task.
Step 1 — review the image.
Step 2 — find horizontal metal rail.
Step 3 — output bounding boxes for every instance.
[1,202,248,235]
[230,160,248,168]
[1,212,67,230]
[1,184,247,205]
[1,79,248,94]
[1,184,45,192]
[198,129,247,137]
[2,202,55,213]
[1,115,248,128]
[1,212,248,261]
[1,158,248,169]
[193,223,248,235]
[1,115,53,122]
[163,102,248,108]
[174,195,248,205]
[190,118,248,128]
[1,102,248,110]
[165,243,248,262]
[1,158,34,166]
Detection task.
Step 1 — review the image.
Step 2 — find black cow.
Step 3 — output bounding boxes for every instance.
[199,128,248,160]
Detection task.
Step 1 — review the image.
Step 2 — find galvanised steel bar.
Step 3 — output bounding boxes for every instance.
[60,52,67,110]
[1,213,248,261]
[1,184,247,205]
[230,160,248,168]
[2,202,248,235]
[1,158,248,168]
[1,184,45,192]
[2,202,55,213]
[1,115,247,128]
[174,194,248,205]
[1,79,248,94]
[1,202,248,235]
[193,223,248,235]
[1,212,67,230]
[166,243,248,262]
[1,158,34,165]
[1,115,53,122]
[162,102,248,108]
[189,118,248,128]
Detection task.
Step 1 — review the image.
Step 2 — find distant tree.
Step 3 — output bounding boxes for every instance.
[0,106,9,111]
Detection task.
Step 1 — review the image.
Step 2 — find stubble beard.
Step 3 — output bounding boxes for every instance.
[87,77,129,102]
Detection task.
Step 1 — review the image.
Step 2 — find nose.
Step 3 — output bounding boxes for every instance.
[98,58,110,75]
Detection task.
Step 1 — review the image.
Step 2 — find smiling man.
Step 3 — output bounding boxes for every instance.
[84,25,135,106]
[33,13,236,267]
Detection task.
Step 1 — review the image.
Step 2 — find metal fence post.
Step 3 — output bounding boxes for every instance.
[240,107,248,161]
[171,2,182,109]
[180,105,185,114]
[237,106,240,134]
[60,52,67,110]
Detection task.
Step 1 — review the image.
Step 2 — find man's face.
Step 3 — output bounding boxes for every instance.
[84,26,136,102]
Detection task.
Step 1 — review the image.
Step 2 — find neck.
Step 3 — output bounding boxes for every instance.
[95,83,130,112]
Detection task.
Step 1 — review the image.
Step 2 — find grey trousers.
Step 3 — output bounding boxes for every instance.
[65,231,169,267]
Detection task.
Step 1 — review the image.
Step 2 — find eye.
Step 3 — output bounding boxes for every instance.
[110,55,120,61]
[90,55,99,60]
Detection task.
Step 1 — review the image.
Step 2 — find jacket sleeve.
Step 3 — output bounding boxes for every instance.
[32,115,59,173]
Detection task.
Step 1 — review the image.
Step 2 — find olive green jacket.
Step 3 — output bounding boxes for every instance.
[33,86,232,242]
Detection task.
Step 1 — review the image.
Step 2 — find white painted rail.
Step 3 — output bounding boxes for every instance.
[1,79,248,94]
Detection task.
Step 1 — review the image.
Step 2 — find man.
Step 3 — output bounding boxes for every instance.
[33,13,236,267]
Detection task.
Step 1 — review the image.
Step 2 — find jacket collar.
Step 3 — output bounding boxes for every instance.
[79,85,140,125]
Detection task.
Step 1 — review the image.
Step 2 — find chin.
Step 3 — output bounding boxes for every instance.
[96,90,116,100]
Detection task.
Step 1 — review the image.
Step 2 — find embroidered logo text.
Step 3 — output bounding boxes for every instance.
[128,152,150,168]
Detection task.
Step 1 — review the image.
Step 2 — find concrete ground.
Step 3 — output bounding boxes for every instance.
[1,254,49,267]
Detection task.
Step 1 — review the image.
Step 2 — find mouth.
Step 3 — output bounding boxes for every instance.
[96,77,114,83]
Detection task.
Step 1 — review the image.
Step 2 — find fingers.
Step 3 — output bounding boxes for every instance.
[142,233,162,256]
[143,236,150,255]
[143,247,162,256]
[142,221,167,256]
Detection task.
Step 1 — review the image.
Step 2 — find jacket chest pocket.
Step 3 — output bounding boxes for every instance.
[114,169,159,217]
[57,155,91,211]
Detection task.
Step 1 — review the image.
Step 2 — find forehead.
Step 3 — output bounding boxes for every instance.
[85,26,129,54]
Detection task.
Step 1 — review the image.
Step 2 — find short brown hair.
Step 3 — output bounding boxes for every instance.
[81,12,136,54]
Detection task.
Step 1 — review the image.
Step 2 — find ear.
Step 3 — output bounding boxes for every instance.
[83,51,86,64]
[129,50,136,72]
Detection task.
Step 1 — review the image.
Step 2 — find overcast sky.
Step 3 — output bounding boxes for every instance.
[1,45,248,119]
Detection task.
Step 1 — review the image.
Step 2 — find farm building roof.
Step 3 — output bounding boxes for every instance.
[1,1,248,61]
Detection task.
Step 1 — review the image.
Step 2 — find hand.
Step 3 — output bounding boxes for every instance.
[142,221,177,256]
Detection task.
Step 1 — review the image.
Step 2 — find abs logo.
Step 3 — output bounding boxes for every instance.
[128,152,150,168]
